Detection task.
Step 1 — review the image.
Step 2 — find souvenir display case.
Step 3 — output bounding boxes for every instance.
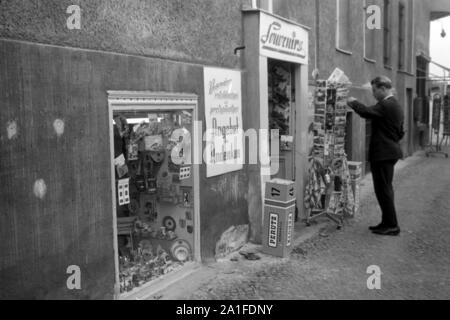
[113,110,195,294]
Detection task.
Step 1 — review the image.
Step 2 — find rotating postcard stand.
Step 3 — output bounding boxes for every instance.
[304,70,353,229]
[426,94,449,158]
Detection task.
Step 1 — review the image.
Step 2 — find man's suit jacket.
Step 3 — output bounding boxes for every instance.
[348,96,405,162]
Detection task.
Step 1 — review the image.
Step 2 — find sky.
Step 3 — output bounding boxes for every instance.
[429,16,450,81]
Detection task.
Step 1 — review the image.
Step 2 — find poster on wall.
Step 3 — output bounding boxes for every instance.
[204,67,244,178]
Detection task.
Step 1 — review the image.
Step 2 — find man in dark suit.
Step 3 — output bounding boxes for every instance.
[347,76,405,236]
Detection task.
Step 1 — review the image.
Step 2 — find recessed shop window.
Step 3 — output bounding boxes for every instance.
[108,92,199,298]
[336,0,352,54]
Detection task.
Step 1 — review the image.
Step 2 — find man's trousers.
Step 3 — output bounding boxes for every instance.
[370,160,399,228]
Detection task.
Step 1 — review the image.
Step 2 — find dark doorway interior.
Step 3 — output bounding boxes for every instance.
[268,58,296,181]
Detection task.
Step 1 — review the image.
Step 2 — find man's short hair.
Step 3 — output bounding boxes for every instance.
[371,76,393,89]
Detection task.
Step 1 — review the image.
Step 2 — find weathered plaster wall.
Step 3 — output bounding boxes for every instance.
[0,0,244,68]
[0,39,248,299]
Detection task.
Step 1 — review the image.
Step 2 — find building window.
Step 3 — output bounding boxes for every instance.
[383,0,391,67]
[364,0,377,62]
[336,0,352,54]
[398,2,406,70]
[407,0,414,73]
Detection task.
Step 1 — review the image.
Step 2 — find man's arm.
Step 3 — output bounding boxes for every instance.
[347,99,385,119]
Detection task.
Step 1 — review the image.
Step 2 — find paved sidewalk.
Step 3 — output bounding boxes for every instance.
[151,150,450,300]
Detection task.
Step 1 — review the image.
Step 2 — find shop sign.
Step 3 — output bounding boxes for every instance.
[260,12,308,65]
[204,67,244,177]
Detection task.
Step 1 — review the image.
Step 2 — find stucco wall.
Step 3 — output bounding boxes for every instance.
[0,0,244,68]
[0,39,249,299]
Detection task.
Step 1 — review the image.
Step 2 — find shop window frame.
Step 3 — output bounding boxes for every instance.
[383,0,392,68]
[398,1,406,71]
[363,0,377,64]
[336,0,353,56]
[107,91,201,300]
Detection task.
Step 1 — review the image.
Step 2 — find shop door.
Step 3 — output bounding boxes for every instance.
[268,59,296,181]
[109,96,198,298]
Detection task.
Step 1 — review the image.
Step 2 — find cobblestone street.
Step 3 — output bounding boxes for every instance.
[162,151,450,300]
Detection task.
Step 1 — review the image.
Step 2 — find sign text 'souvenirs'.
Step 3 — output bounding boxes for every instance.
[260,21,306,58]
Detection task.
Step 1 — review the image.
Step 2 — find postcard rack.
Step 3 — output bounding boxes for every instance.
[304,79,352,229]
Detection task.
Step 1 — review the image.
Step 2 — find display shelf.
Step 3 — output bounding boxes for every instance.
[118,261,199,300]
[113,109,196,295]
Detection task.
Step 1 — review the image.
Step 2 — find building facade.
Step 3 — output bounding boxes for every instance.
[0,0,447,299]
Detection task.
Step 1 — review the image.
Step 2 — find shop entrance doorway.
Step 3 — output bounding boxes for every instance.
[268,59,297,181]
[108,92,200,299]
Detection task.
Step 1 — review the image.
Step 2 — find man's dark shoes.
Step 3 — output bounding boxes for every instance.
[369,224,384,231]
[372,226,401,236]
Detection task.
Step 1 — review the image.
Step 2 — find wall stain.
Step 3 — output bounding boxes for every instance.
[7,120,18,140]
[209,174,243,204]
[33,179,47,200]
[53,119,65,137]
